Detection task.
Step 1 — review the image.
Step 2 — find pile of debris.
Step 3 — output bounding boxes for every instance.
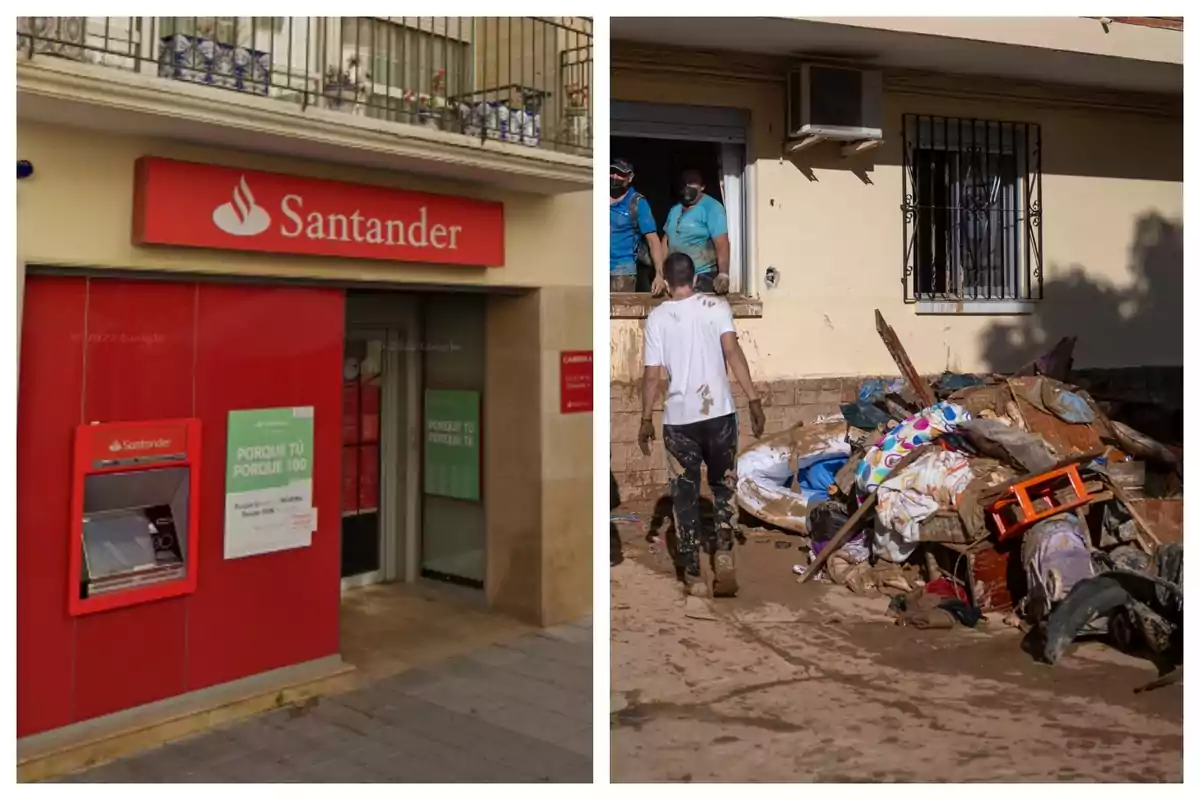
[736,310,1183,689]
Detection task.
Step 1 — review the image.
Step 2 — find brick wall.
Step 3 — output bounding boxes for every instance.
[610,376,865,501]
[609,366,1183,502]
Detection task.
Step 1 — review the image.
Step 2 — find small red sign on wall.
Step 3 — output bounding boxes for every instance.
[132,157,505,267]
[560,351,593,414]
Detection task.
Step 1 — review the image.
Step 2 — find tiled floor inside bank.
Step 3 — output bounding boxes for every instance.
[52,584,594,783]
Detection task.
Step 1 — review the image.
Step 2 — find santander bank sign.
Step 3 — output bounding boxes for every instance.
[132,157,504,267]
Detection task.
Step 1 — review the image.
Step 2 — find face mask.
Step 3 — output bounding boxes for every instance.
[610,179,628,198]
[681,186,700,205]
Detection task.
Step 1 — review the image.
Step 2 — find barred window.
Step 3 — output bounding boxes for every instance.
[902,114,1042,303]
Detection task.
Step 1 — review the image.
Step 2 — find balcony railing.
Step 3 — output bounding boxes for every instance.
[17,16,593,157]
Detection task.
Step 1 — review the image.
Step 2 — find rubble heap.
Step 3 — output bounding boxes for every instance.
[735,310,1183,690]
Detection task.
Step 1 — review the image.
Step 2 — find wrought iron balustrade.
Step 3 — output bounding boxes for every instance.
[17,16,593,156]
[901,113,1042,303]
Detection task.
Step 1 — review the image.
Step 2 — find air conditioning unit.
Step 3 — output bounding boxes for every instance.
[786,64,883,142]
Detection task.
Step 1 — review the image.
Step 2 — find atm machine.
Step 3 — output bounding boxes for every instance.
[69,419,202,616]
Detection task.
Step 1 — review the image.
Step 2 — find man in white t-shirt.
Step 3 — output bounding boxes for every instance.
[638,252,766,598]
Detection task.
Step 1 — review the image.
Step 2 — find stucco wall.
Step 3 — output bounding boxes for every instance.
[610,67,1183,383]
[16,120,591,290]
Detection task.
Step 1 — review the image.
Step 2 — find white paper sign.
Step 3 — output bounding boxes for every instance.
[224,407,317,560]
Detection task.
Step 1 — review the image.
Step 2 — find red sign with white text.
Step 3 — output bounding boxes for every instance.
[560,351,593,414]
[88,422,190,465]
[132,157,505,267]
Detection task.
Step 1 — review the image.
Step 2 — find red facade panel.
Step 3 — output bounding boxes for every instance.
[185,283,343,691]
[17,274,345,737]
[73,279,197,719]
[17,277,87,736]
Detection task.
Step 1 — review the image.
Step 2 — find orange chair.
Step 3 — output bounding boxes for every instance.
[987,464,1093,542]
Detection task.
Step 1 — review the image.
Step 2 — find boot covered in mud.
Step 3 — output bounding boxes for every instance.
[711,548,739,598]
[675,554,708,598]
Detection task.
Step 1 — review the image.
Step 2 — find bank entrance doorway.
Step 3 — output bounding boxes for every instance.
[341,303,419,591]
[340,290,487,594]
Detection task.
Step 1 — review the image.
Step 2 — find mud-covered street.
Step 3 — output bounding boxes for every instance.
[610,513,1183,783]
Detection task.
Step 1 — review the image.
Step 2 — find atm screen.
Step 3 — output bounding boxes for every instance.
[80,467,189,598]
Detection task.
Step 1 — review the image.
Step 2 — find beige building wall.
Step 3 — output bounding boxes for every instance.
[610,61,1183,383]
[16,120,589,289]
[17,120,592,626]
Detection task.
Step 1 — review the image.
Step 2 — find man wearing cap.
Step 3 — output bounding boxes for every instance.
[663,168,731,295]
[610,158,666,295]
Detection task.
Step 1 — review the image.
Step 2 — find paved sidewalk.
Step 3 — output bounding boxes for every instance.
[62,617,593,783]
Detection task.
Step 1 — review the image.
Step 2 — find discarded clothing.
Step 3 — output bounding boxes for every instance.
[795,456,848,497]
[1019,514,1095,623]
[935,372,986,394]
[1010,377,1095,424]
[873,449,974,563]
[1039,543,1183,666]
[955,458,1019,540]
[958,417,1059,474]
[1042,382,1095,424]
[855,402,971,495]
[827,553,906,594]
[938,599,983,628]
[859,378,906,404]
[811,531,868,562]
[807,501,850,544]
[1097,503,1140,549]
[924,576,969,602]
[840,401,892,431]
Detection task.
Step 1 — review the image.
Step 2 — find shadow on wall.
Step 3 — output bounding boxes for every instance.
[979,212,1183,372]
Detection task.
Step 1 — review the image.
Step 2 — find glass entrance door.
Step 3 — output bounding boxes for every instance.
[341,331,385,586]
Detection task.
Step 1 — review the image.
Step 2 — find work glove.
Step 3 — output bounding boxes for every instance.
[651,275,668,297]
[713,273,730,295]
[638,417,656,456]
[748,398,766,438]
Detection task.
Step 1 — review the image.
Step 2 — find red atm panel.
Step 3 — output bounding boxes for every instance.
[69,418,203,617]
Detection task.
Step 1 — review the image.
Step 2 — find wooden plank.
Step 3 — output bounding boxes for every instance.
[874,309,936,409]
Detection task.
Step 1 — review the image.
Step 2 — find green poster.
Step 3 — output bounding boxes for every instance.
[224,407,316,559]
[424,389,481,501]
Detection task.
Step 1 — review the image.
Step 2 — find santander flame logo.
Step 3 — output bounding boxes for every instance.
[212,176,271,237]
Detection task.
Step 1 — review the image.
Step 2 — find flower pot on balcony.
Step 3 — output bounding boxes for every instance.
[17,17,87,61]
[157,33,270,96]
[322,83,363,113]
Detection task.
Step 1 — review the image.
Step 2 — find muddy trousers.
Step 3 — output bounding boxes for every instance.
[663,412,739,578]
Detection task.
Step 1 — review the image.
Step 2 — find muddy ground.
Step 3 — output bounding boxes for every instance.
[610,497,1183,783]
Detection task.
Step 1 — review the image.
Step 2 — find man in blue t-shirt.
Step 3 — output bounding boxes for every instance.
[663,168,731,294]
[609,158,666,295]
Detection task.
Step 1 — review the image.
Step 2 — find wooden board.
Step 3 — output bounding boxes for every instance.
[874,309,936,409]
